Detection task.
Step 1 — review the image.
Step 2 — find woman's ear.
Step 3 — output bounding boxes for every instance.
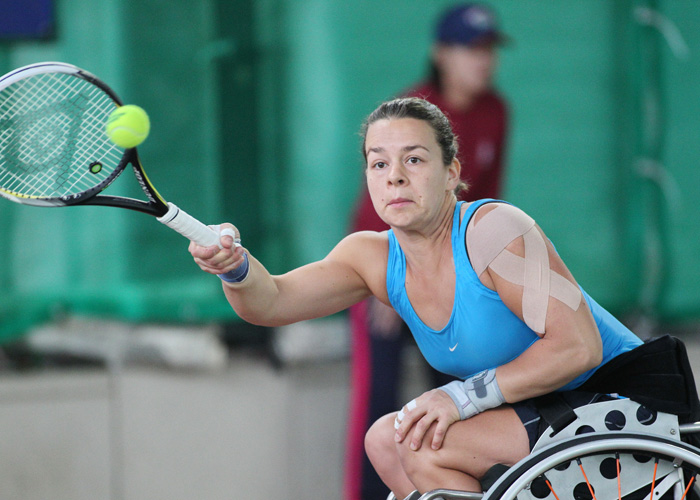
[447,158,461,190]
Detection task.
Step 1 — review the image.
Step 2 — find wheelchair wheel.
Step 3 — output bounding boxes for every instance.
[483,432,700,500]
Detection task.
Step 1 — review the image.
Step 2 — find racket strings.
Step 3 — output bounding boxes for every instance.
[0,71,123,200]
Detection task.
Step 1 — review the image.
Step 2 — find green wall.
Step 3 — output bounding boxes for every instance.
[1,0,700,341]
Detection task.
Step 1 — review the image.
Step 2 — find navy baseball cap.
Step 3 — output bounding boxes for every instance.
[435,3,508,46]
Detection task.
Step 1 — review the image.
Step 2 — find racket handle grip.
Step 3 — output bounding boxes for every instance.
[157,202,221,247]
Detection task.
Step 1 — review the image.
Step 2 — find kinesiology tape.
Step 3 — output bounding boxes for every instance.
[466,204,582,334]
[439,368,504,420]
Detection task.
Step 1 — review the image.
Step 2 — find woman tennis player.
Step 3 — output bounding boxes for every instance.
[188,97,643,500]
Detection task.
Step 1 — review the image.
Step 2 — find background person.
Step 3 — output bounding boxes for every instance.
[346,4,509,498]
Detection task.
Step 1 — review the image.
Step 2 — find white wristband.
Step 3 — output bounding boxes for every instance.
[439,368,505,420]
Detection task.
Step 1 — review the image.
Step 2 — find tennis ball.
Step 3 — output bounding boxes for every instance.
[105,104,150,148]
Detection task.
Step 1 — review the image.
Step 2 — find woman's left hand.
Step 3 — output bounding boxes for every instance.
[394,388,461,451]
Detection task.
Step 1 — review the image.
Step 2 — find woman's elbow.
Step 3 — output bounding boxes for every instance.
[577,337,603,372]
[236,309,285,328]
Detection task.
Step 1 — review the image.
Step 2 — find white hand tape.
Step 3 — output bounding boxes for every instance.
[394,399,417,429]
[218,227,241,248]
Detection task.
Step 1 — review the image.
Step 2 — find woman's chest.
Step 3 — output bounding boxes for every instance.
[411,291,540,378]
[405,270,455,331]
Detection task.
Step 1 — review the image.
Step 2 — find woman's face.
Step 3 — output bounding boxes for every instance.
[435,43,497,97]
[364,117,459,230]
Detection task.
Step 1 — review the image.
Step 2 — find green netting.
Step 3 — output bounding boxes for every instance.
[1,0,699,343]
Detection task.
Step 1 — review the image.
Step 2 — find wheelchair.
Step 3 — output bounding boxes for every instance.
[388,398,700,500]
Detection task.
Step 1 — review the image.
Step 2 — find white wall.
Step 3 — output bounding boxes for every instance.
[0,355,350,500]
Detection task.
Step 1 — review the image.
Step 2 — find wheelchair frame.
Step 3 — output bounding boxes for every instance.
[388,399,700,500]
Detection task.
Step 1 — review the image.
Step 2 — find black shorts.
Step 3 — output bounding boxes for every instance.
[512,391,617,450]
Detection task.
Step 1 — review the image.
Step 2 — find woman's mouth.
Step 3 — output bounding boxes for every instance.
[388,197,412,207]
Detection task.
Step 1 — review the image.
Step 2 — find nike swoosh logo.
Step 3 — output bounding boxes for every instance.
[449,343,458,352]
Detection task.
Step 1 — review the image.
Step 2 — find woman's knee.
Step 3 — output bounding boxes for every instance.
[365,412,398,465]
[400,408,529,480]
[394,422,439,476]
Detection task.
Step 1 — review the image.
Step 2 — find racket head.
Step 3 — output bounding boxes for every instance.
[0,62,134,208]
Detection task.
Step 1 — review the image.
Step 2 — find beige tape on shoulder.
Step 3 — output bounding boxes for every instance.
[468,204,535,276]
[467,204,582,334]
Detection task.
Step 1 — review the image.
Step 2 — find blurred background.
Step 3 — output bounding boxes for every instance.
[0,0,699,499]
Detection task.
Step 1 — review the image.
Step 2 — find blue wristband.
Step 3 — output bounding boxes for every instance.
[218,253,250,283]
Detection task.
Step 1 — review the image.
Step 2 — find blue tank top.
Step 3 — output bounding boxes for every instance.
[386,199,642,390]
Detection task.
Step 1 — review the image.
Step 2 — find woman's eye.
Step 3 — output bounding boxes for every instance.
[373,161,387,169]
[407,156,421,165]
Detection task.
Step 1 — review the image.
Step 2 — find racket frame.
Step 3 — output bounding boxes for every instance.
[0,61,226,249]
[0,61,168,217]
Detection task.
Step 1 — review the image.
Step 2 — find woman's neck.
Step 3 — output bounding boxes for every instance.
[442,86,477,111]
[393,198,457,273]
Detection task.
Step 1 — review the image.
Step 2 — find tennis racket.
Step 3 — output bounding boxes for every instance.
[0,61,230,248]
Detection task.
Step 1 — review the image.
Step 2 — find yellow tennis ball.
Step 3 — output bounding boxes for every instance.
[105,104,150,148]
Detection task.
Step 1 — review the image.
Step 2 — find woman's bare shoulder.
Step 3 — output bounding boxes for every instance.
[331,230,389,260]
[329,231,390,293]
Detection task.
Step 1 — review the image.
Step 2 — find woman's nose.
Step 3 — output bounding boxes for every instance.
[387,163,406,185]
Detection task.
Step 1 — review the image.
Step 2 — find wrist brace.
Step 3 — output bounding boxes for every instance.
[439,368,505,420]
[218,253,250,283]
